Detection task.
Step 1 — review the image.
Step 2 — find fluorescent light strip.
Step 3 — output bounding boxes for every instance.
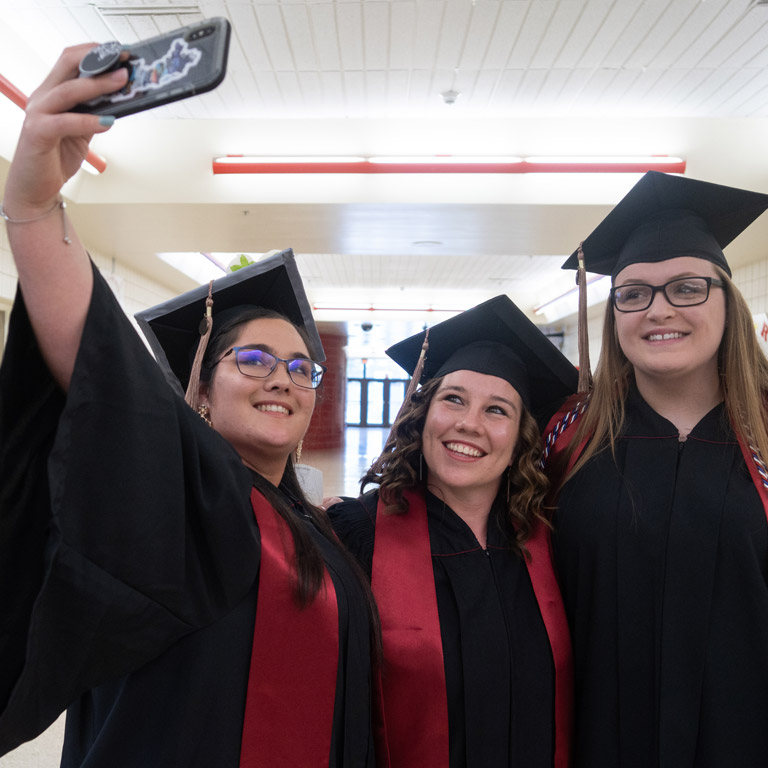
[367,156,524,164]
[0,72,108,174]
[213,155,686,175]
[214,156,366,164]
[526,156,684,164]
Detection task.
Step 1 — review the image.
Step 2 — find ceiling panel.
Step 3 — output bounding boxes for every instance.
[363,3,389,69]
[531,2,581,69]
[338,3,365,69]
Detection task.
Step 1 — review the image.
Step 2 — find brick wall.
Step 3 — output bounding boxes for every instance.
[303,323,347,451]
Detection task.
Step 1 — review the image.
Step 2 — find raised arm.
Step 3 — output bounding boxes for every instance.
[2,45,129,390]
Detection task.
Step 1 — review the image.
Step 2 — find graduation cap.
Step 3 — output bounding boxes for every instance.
[135,249,324,402]
[561,170,768,279]
[386,295,578,419]
[560,171,768,392]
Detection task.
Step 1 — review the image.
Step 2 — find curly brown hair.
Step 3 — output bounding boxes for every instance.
[361,376,551,555]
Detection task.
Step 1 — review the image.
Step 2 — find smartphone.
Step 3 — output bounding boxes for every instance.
[73,17,230,118]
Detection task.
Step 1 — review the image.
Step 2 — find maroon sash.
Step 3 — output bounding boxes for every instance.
[372,487,573,768]
[240,488,339,767]
[523,520,575,768]
[736,434,768,520]
[371,490,450,768]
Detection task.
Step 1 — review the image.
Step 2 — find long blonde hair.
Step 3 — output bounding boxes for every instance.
[557,267,768,489]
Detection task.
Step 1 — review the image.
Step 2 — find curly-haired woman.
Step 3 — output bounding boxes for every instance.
[328,296,577,768]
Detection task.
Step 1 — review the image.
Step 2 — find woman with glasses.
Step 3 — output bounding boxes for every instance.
[545,171,768,767]
[329,296,578,768]
[0,46,376,766]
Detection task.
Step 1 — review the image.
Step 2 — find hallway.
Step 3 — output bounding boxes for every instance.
[303,426,390,500]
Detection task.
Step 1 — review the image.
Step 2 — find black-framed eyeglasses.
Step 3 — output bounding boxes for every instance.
[611,276,725,313]
[215,347,326,389]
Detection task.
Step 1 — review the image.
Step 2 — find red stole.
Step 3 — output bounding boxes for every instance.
[240,488,339,768]
[372,490,450,768]
[371,489,573,768]
[524,522,575,768]
[734,434,768,519]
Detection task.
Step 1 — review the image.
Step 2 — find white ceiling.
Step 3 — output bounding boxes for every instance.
[2,0,768,349]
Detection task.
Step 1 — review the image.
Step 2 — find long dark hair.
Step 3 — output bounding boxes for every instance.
[362,376,551,555]
[201,308,371,614]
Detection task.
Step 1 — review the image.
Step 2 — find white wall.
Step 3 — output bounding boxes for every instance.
[0,219,176,356]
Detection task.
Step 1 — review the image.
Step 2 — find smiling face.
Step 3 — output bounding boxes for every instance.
[613,256,727,389]
[421,369,522,503]
[200,317,316,485]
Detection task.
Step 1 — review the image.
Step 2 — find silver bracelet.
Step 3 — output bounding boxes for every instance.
[0,198,72,245]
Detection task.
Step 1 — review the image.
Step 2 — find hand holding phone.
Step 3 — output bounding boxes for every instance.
[73,17,230,118]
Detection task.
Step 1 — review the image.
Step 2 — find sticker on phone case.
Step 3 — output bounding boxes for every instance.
[86,37,204,107]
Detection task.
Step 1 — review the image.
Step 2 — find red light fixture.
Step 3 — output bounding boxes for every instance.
[212,155,686,175]
[0,73,108,174]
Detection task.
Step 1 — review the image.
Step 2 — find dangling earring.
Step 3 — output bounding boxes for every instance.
[505,467,512,504]
[197,403,212,427]
[419,452,424,482]
[296,439,303,464]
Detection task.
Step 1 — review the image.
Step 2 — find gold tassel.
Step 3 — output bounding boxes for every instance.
[386,328,431,432]
[576,243,593,394]
[404,328,430,402]
[185,280,215,411]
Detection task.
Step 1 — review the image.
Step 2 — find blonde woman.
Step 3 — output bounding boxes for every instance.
[546,171,768,768]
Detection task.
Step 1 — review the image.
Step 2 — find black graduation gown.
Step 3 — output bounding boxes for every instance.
[329,489,555,768]
[0,267,374,767]
[552,387,768,768]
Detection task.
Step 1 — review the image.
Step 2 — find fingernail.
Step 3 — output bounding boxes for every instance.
[98,115,116,127]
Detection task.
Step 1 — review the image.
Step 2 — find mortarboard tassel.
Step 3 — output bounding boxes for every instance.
[185,280,215,411]
[404,328,430,403]
[384,328,431,437]
[370,328,430,484]
[576,243,593,394]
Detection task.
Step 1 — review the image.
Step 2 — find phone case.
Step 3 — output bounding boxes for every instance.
[74,17,231,118]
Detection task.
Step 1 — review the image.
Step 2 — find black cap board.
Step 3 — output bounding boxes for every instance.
[135,249,324,398]
[385,295,578,417]
[561,171,768,279]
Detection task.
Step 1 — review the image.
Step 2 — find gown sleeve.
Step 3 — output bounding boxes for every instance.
[0,264,258,755]
[327,492,378,579]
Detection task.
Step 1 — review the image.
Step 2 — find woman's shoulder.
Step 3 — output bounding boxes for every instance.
[327,489,379,531]
[327,489,379,575]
